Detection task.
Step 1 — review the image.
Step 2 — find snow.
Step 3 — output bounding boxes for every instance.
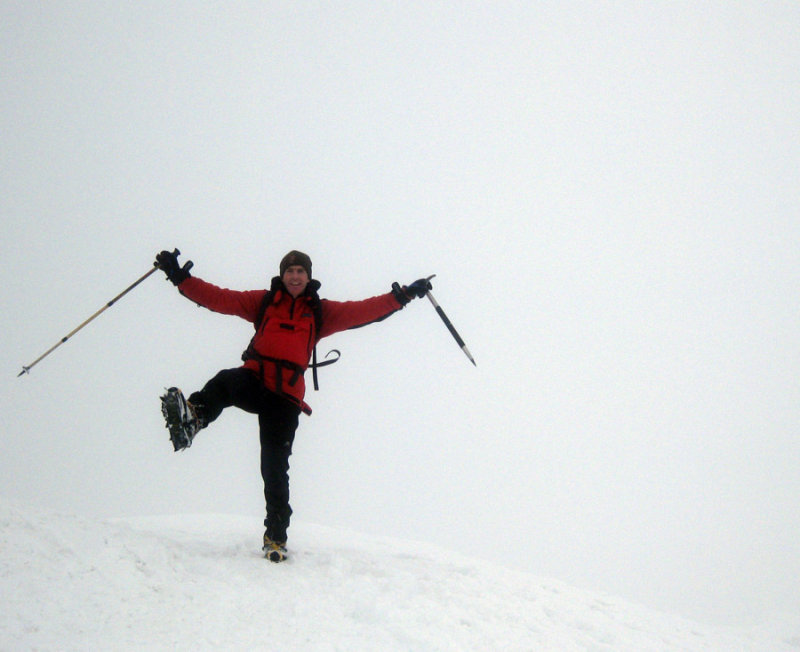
[1,497,797,651]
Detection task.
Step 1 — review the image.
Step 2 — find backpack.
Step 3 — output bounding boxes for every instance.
[241,277,339,391]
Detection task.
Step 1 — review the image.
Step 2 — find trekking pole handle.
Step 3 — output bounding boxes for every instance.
[169,248,193,275]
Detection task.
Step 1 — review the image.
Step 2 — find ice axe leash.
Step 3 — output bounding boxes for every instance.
[423,275,476,366]
[17,249,191,377]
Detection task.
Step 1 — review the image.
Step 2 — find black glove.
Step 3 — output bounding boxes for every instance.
[155,249,193,286]
[406,278,432,298]
[391,277,432,305]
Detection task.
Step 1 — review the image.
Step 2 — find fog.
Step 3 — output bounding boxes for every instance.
[2,1,798,628]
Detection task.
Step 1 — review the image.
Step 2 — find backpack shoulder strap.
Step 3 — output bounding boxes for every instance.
[305,280,340,391]
[241,278,281,363]
[253,276,283,330]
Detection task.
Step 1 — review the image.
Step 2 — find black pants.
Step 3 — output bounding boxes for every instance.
[188,367,301,542]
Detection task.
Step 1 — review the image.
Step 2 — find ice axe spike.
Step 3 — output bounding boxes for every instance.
[423,275,476,366]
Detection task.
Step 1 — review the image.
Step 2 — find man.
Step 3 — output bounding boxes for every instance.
[155,249,430,562]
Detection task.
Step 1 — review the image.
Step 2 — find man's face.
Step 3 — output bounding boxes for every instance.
[282,265,310,298]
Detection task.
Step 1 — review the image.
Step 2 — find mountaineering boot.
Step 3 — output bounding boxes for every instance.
[160,387,206,451]
[263,532,288,563]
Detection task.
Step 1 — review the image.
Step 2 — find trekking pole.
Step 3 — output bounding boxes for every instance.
[17,249,189,377]
[423,275,476,366]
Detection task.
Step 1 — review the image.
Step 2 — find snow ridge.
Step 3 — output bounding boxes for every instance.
[0,498,795,651]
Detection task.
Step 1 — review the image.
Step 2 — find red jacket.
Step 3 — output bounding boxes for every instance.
[178,276,404,414]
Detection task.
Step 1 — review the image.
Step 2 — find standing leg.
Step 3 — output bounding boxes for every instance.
[259,393,301,545]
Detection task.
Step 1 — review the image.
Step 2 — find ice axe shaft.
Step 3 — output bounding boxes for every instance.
[17,249,190,377]
[424,275,476,366]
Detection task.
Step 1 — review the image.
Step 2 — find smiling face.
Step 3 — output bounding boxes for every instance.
[282,264,310,298]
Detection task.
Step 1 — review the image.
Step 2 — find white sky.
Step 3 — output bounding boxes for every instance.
[1,1,798,628]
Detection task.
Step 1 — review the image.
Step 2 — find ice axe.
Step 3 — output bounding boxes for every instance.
[17,249,191,377]
[423,274,476,366]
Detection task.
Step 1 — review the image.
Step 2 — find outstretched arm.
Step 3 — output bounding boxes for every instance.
[178,277,264,322]
[155,249,263,321]
[318,277,433,338]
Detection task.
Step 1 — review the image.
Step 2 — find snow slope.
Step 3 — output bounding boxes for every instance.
[1,498,796,651]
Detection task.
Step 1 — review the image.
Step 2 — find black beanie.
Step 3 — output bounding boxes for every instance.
[279,250,312,278]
